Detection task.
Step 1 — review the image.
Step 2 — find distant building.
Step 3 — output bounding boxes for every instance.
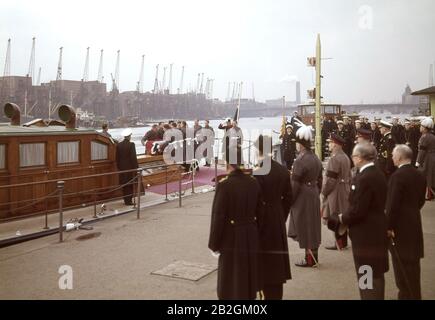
[296,81,301,104]
[402,84,419,104]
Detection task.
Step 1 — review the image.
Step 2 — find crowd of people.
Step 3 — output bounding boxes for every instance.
[208,115,435,301]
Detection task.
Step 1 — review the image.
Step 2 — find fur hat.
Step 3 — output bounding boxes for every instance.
[421,117,434,130]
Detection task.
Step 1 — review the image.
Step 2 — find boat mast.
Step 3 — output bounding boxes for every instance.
[315,34,322,158]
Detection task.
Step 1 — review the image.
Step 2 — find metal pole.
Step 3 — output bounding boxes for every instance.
[57,181,64,242]
[93,192,97,219]
[179,174,182,207]
[214,156,218,188]
[191,163,195,194]
[315,34,322,158]
[165,166,168,201]
[248,141,251,167]
[136,169,142,219]
[43,197,49,230]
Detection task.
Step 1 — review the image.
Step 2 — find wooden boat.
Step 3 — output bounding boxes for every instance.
[0,103,183,220]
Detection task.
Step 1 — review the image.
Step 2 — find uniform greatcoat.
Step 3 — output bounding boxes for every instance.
[321,148,351,218]
[288,149,323,249]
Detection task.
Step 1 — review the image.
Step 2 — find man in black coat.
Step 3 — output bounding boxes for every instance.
[328,142,389,300]
[386,144,426,300]
[208,161,262,300]
[254,135,292,300]
[116,128,139,205]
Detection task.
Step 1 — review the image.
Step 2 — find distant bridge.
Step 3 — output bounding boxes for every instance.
[240,103,421,118]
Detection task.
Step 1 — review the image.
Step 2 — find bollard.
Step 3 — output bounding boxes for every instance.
[136,169,142,219]
[57,181,64,242]
[165,166,168,201]
[179,174,182,207]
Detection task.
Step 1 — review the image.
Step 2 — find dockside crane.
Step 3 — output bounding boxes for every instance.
[196,73,201,94]
[56,47,63,81]
[199,73,204,94]
[138,54,145,93]
[36,67,41,86]
[168,63,173,94]
[115,50,120,90]
[178,65,184,94]
[162,66,167,93]
[153,64,159,93]
[27,37,36,84]
[97,49,104,82]
[205,78,210,98]
[82,47,90,82]
[3,39,11,76]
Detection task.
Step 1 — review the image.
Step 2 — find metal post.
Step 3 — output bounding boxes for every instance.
[214,156,218,188]
[136,169,142,219]
[315,34,322,159]
[248,141,251,167]
[178,174,182,207]
[57,181,64,242]
[43,197,49,230]
[165,166,168,201]
[191,162,195,194]
[93,192,97,219]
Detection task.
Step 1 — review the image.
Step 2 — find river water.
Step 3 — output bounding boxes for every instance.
[108,114,409,164]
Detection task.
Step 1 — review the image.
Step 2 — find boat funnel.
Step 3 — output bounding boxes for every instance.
[4,102,21,126]
[58,104,76,129]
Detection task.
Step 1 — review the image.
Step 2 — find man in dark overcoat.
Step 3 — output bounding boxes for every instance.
[208,161,261,300]
[254,135,292,300]
[328,143,389,300]
[387,144,426,300]
[116,128,139,205]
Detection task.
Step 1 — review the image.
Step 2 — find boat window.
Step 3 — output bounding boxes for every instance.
[0,144,5,169]
[57,141,80,164]
[20,143,45,167]
[91,141,108,161]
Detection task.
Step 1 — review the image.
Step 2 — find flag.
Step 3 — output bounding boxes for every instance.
[233,103,240,122]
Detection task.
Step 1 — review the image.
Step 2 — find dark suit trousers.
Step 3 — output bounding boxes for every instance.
[358,275,385,300]
[392,256,421,300]
[263,283,283,300]
[122,184,134,205]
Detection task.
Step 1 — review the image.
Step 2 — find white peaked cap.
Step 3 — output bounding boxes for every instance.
[421,117,434,129]
[122,128,133,137]
[296,125,313,141]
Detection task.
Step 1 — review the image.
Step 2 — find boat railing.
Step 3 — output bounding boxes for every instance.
[0,159,217,244]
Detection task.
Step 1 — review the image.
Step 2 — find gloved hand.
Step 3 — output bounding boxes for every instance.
[327,213,341,233]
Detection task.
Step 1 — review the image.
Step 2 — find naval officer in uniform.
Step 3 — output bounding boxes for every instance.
[377,120,396,179]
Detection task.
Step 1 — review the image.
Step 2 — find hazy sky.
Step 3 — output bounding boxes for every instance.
[1,0,434,104]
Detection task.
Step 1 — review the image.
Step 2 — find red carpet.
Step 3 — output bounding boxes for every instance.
[147,167,225,195]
